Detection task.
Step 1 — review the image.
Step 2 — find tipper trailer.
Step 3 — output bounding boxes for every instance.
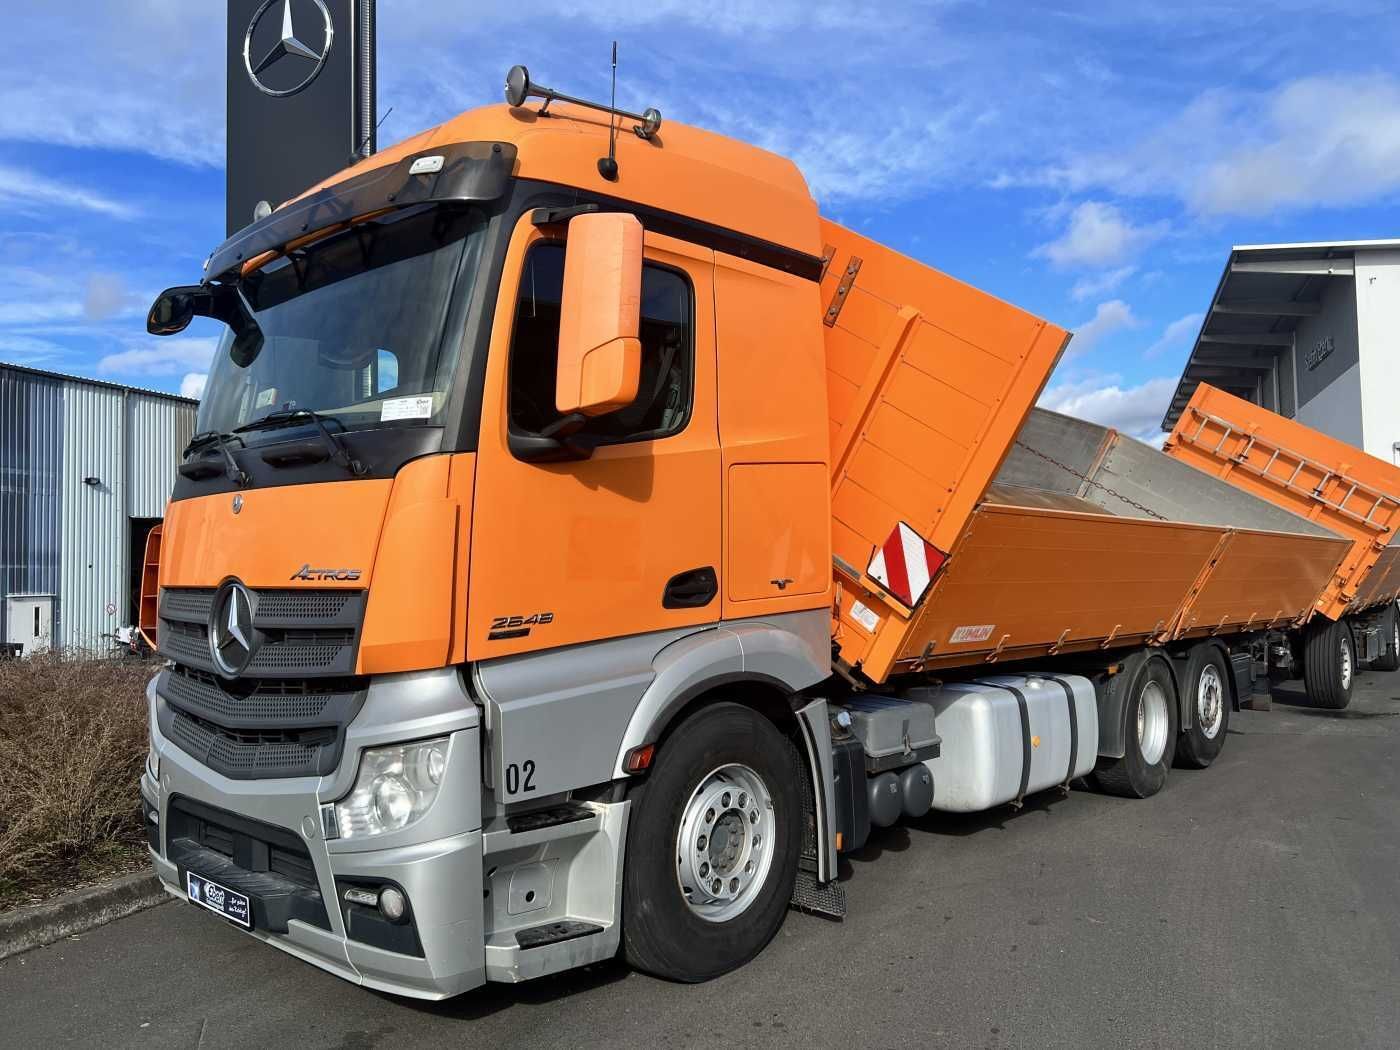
[138,64,1397,999]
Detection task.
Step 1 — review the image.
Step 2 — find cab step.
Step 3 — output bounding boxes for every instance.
[515,919,604,949]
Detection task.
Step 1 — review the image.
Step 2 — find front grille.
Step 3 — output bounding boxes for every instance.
[161,666,361,725]
[254,590,356,622]
[156,585,368,780]
[165,706,337,779]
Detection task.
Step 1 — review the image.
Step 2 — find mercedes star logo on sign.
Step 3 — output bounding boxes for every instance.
[209,580,259,677]
[243,0,334,97]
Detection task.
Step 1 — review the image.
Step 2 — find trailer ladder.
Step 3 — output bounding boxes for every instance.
[1179,408,1399,538]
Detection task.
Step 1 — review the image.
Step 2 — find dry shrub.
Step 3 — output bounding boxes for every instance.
[0,651,156,906]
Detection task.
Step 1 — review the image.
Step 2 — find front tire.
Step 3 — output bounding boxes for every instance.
[622,703,801,982]
[1304,617,1355,709]
[1095,656,1179,798]
[1175,645,1230,769]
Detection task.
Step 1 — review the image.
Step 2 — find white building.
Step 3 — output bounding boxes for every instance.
[0,363,197,654]
[1163,239,1400,461]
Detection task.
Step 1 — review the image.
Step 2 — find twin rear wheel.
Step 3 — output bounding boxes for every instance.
[1176,646,1230,769]
[1097,645,1231,797]
[622,703,801,982]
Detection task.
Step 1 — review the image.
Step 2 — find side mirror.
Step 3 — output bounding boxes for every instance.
[147,283,265,367]
[147,286,201,335]
[555,212,643,418]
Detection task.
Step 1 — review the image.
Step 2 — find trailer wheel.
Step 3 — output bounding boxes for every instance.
[1095,657,1178,798]
[621,702,801,982]
[1303,617,1355,709]
[1370,604,1400,673]
[1175,646,1231,769]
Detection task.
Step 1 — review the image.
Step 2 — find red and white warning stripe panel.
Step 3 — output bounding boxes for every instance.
[866,522,948,608]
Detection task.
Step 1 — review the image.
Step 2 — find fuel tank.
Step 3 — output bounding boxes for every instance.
[909,674,1098,813]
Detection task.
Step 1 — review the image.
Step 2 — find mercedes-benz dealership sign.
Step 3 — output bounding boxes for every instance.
[226,0,375,234]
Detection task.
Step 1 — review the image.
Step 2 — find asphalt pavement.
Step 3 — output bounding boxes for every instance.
[4,673,1398,1050]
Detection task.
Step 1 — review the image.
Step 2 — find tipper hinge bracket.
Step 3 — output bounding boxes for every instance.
[823,256,862,327]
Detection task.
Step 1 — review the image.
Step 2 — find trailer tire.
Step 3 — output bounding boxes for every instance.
[1095,657,1178,798]
[1175,645,1230,769]
[1303,617,1355,710]
[621,702,801,982]
[1370,604,1400,673]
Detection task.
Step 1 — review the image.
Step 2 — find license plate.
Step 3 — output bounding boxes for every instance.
[185,871,252,929]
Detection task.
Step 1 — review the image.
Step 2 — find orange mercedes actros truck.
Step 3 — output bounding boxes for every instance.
[139,65,1400,999]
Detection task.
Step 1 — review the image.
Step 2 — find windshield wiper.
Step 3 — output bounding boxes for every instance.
[181,430,250,487]
[234,409,367,476]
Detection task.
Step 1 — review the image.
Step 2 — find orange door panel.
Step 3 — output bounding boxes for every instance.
[468,220,721,658]
[714,250,833,619]
[726,463,828,601]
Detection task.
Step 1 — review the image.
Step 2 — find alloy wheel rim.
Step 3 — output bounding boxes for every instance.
[1137,680,1169,766]
[676,763,776,923]
[1197,664,1224,740]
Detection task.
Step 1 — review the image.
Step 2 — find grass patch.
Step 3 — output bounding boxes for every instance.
[0,652,155,909]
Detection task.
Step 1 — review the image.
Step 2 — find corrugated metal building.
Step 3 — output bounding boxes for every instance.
[0,362,197,653]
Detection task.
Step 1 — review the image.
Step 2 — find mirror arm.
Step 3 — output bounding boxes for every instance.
[507,414,601,463]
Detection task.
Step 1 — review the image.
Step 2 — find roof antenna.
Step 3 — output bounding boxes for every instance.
[350,106,394,165]
[597,42,620,182]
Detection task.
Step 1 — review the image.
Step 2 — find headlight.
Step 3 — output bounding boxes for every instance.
[333,738,448,839]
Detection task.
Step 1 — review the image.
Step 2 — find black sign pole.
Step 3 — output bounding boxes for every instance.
[226,0,377,235]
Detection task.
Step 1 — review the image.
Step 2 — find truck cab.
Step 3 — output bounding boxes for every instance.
[142,91,840,998]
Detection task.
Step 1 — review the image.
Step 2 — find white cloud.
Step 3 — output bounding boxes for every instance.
[1067,299,1141,357]
[0,165,136,220]
[179,372,207,400]
[1071,265,1136,302]
[1010,73,1400,218]
[1035,202,1165,269]
[1145,312,1204,359]
[97,337,217,377]
[1040,374,1178,441]
[83,273,135,321]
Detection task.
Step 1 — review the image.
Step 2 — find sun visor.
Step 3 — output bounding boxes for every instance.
[205,140,517,281]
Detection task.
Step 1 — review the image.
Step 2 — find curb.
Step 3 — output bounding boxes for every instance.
[0,871,169,962]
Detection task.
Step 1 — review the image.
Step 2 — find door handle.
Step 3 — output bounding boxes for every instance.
[663,566,718,609]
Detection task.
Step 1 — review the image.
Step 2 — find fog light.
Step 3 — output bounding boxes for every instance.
[378,886,407,921]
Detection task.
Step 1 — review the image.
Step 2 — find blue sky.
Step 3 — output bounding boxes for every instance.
[2,1,1398,438]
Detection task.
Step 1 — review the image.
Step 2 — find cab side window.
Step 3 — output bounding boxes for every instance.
[508,242,694,443]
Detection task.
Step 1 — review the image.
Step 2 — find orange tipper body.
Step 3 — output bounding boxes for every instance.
[1165,383,1400,619]
[141,87,1400,1002]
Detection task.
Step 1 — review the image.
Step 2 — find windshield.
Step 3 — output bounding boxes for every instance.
[195,204,486,437]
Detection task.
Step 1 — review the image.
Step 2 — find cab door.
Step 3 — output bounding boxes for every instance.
[467,218,720,659]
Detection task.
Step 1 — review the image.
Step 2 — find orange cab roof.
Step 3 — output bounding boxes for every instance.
[294,102,821,257]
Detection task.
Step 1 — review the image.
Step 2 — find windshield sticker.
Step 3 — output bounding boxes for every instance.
[381,396,433,422]
[254,387,277,409]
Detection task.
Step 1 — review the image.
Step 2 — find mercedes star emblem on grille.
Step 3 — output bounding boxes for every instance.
[209,580,258,677]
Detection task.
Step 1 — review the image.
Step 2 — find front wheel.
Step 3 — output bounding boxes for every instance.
[622,703,801,982]
[1175,645,1231,769]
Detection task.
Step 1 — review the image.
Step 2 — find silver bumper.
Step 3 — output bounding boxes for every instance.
[146,667,487,1000]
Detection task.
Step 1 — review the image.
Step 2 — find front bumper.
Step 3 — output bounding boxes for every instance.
[145,667,487,1000]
